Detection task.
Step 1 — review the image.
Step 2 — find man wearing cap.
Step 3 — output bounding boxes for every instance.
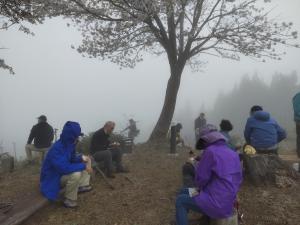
[40,121,92,208]
[25,115,54,163]
[293,92,300,158]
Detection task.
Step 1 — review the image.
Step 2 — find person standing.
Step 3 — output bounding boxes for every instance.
[25,115,54,163]
[123,119,140,140]
[194,113,206,142]
[293,93,300,158]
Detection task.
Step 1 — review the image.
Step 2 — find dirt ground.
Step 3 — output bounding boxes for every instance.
[1,144,300,225]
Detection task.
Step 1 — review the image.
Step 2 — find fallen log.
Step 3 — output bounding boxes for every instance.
[0,191,48,225]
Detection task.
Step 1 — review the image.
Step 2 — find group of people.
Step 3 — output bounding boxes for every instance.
[175,104,289,225]
[24,96,299,220]
[26,117,129,208]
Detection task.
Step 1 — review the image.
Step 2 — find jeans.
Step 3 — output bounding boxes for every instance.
[93,148,123,175]
[182,163,195,188]
[176,188,203,225]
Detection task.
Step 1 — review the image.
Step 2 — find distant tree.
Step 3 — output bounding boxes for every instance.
[41,0,298,142]
[209,72,300,134]
[0,0,42,74]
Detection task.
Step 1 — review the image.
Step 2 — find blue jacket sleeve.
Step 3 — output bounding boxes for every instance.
[194,150,214,190]
[244,118,251,144]
[50,151,86,175]
[71,149,83,163]
[275,122,287,143]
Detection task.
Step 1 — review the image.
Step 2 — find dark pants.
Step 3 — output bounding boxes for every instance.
[296,122,300,158]
[182,163,196,188]
[93,148,123,175]
[176,188,203,225]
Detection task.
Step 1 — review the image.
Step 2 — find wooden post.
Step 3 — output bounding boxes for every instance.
[170,125,176,154]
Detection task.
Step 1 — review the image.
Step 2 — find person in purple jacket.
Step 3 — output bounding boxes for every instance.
[175,124,243,225]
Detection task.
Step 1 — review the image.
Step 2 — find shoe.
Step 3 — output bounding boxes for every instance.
[63,199,78,208]
[78,185,92,194]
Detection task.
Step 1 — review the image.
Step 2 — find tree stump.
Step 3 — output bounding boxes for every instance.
[243,154,299,186]
[0,153,14,173]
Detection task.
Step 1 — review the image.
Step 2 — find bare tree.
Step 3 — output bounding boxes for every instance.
[41,0,298,142]
[0,0,42,74]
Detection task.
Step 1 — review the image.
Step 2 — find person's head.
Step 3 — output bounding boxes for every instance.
[37,115,47,123]
[60,121,83,146]
[200,112,205,118]
[250,105,263,115]
[175,123,182,131]
[129,119,135,125]
[103,121,115,134]
[219,119,233,132]
[196,124,226,150]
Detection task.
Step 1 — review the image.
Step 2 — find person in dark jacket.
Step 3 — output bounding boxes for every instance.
[25,115,54,163]
[122,119,140,140]
[219,119,237,151]
[90,121,127,178]
[293,92,300,157]
[244,105,286,155]
[194,113,206,142]
[40,121,93,208]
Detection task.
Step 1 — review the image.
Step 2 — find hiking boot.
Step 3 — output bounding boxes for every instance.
[78,185,92,194]
[63,199,78,208]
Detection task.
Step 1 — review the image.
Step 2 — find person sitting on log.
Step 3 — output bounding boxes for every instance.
[175,124,242,225]
[90,121,128,179]
[244,105,286,155]
[25,115,54,164]
[40,121,93,208]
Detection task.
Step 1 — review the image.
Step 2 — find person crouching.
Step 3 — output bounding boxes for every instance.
[175,124,242,225]
[40,121,93,208]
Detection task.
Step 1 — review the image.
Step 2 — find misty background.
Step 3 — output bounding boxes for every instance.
[0,0,300,158]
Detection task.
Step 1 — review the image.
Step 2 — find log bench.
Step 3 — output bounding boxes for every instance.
[0,191,48,225]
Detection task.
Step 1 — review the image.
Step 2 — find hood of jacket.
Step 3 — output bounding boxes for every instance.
[253,111,270,121]
[60,121,82,146]
[196,124,226,149]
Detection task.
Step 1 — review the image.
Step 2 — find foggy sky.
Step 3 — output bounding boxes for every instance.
[0,0,300,157]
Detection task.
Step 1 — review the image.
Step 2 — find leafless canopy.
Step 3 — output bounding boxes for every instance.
[0,0,43,74]
[40,0,298,69]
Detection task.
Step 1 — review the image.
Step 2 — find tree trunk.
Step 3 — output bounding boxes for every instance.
[243,154,299,187]
[148,63,185,143]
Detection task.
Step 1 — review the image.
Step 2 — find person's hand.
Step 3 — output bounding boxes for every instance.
[111,142,120,147]
[194,155,201,161]
[86,165,93,174]
[82,155,90,163]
